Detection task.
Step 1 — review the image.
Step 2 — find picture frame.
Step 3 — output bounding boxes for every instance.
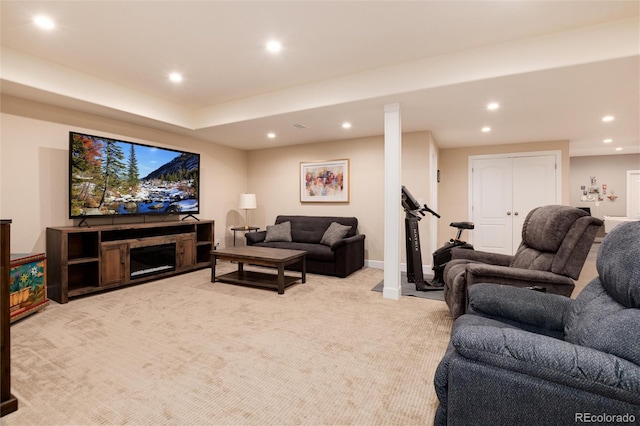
[300,159,350,203]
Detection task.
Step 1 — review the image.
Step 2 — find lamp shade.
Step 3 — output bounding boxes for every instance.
[238,193,257,210]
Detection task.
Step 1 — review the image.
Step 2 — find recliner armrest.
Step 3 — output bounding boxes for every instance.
[452,326,640,405]
[464,263,575,296]
[450,248,512,266]
[468,283,571,332]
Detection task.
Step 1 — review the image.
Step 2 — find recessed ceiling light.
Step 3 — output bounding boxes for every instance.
[342,122,352,129]
[486,102,500,111]
[33,15,55,30]
[602,115,615,122]
[615,147,623,151]
[169,72,183,83]
[481,126,491,133]
[603,138,613,143]
[266,40,282,53]
[267,132,276,139]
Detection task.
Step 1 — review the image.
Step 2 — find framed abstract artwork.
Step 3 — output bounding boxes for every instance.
[300,159,350,203]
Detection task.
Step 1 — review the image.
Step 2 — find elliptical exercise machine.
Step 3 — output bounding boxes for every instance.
[402,186,475,291]
[402,186,441,291]
[429,221,474,286]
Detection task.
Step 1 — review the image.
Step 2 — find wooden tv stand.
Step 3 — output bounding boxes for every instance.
[46,220,214,303]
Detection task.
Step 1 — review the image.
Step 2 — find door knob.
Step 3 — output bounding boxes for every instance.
[514,212,519,216]
[507,211,511,216]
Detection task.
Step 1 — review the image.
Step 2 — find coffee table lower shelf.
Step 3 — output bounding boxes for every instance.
[211,246,306,294]
[215,270,301,292]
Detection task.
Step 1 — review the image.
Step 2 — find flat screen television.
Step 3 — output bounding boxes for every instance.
[69,131,200,219]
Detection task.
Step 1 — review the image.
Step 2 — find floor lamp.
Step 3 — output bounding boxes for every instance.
[238,193,257,229]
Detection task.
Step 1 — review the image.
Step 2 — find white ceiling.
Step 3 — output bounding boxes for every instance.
[1,1,639,156]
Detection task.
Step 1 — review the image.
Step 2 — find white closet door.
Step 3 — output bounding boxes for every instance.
[472,158,513,254]
[628,170,640,218]
[512,155,558,249]
[471,153,560,255]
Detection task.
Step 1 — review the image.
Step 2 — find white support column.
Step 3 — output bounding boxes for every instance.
[383,103,402,300]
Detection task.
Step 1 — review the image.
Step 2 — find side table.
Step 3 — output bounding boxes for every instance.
[230,226,260,246]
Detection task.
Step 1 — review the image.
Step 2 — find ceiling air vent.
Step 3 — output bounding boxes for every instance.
[291,123,308,130]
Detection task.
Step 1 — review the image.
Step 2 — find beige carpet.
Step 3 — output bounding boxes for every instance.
[4,264,453,426]
[573,241,599,297]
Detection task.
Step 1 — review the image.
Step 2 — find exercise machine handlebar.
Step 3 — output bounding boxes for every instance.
[422,204,440,219]
[401,185,440,219]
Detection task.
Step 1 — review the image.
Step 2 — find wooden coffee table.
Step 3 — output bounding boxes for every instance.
[211,246,306,294]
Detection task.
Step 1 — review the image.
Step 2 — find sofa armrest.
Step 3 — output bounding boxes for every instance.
[451,248,512,266]
[331,234,365,278]
[245,230,266,245]
[329,234,365,250]
[452,326,640,405]
[468,283,571,332]
[464,263,575,296]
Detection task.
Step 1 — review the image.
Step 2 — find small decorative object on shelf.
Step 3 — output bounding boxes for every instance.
[9,254,49,323]
[607,191,618,201]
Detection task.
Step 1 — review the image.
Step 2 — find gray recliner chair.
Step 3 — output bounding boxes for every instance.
[434,220,640,426]
[443,205,603,319]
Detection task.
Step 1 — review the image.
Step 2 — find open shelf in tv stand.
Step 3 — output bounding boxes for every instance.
[46,220,214,303]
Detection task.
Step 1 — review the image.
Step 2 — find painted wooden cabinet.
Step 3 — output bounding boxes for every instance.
[9,253,49,323]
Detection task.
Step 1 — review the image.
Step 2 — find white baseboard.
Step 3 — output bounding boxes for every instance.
[382,286,401,300]
[365,260,432,274]
[365,260,385,270]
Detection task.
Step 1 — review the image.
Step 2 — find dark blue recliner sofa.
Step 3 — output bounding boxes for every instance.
[434,220,640,425]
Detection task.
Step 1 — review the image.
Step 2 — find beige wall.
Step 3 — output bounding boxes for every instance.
[247,131,435,265]
[437,140,570,246]
[1,93,597,271]
[0,95,435,267]
[8,92,623,271]
[570,154,640,219]
[1,96,248,253]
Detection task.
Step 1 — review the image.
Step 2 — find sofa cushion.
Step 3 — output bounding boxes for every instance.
[564,221,640,366]
[564,279,640,366]
[264,221,292,242]
[292,229,324,244]
[320,222,352,246]
[254,241,335,262]
[596,220,640,309]
[275,216,358,244]
[518,205,587,253]
[510,205,587,271]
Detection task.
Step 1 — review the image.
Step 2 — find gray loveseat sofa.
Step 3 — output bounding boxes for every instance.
[245,215,365,278]
[434,220,640,425]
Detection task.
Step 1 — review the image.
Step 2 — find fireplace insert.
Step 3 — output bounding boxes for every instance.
[130,243,176,279]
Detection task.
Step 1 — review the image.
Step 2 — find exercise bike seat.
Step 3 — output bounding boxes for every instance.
[450,221,474,230]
